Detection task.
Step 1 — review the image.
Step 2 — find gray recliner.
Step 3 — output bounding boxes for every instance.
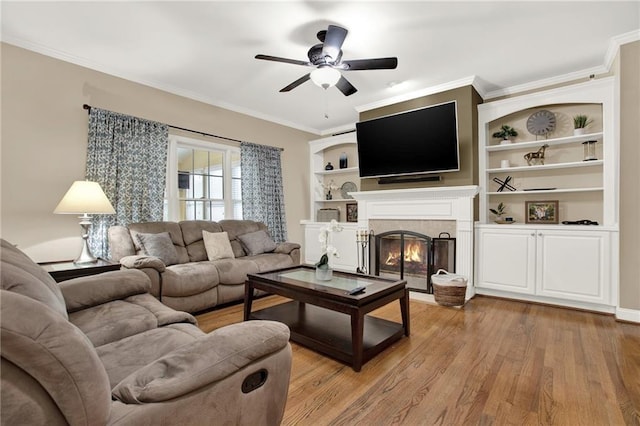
[0,239,292,425]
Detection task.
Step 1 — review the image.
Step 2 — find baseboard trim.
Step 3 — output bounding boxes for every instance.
[615,307,640,323]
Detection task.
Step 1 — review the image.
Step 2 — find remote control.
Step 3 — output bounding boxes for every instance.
[347,286,366,295]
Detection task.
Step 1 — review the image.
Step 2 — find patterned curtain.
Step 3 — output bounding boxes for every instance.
[86,107,169,258]
[240,142,287,242]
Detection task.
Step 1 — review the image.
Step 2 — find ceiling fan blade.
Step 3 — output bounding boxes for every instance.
[322,25,348,62]
[279,73,311,92]
[255,54,311,67]
[335,75,357,96]
[340,57,398,70]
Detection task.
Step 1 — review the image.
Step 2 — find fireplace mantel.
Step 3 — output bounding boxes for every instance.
[350,185,479,303]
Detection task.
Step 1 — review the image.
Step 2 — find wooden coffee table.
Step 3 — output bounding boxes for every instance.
[244,265,409,372]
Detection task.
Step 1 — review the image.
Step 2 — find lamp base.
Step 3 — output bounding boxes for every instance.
[74,215,98,264]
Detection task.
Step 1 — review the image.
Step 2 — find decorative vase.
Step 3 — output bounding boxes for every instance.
[325,162,334,170]
[499,139,512,145]
[573,128,586,136]
[315,267,332,281]
[339,152,348,169]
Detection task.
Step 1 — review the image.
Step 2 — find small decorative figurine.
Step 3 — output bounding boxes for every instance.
[524,144,549,166]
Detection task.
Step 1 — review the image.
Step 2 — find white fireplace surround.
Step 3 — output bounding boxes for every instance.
[350,185,479,303]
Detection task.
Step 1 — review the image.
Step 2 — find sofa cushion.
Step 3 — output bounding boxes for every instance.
[180,220,223,262]
[162,262,220,297]
[69,300,159,347]
[203,231,235,261]
[212,258,260,285]
[136,232,179,266]
[219,220,268,258]
[97,323,204,389]
[0,239,68,320]
[237,230,277,256]
[246,253,297,272]
[128,222,190,264]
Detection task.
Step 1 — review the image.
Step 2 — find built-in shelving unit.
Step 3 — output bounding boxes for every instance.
[308,133,360,223]
[475,77,619,313]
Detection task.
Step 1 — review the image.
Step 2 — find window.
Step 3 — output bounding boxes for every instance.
[164,135,242,221]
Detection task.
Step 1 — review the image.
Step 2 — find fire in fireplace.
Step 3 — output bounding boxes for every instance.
[374,230,455,294]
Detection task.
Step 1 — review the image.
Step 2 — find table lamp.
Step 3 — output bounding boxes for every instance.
[54,180,115,264]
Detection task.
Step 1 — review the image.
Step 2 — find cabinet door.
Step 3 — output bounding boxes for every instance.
[476,228,536,294]
[536,230,610,304]
[303,224,358,272]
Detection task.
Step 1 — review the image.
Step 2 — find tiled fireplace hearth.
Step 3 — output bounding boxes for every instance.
[350,186,479,303]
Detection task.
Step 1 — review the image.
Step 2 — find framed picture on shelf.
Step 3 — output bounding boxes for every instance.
[346,203,358,222]
[525,200,559,224]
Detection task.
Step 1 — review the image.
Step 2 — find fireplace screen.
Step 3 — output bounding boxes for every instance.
[374,230,455,294]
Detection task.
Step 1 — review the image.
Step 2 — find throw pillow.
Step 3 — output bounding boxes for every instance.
[237,230,277,256]
[135,232,179,266]
[202,231,235,261]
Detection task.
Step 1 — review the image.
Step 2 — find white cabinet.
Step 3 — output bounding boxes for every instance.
[476,225,613,311]
[476,227,536,294]
[302,221,359,272]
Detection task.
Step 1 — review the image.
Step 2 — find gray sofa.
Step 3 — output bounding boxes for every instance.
[109,220,300,313]
[0,238,292,425]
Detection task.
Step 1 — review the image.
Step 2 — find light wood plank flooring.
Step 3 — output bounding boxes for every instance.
[196,295,640,425]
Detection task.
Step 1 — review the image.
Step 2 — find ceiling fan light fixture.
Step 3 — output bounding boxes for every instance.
[310,67,341,89]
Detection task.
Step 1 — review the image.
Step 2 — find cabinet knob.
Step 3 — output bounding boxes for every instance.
[538,232,543,236]
[530,233,535,237]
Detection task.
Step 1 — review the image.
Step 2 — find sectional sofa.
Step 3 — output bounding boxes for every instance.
[108,219,300,313]
[0,238,292,425]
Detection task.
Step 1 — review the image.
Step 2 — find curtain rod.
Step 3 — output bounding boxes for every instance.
[82,104,283,150]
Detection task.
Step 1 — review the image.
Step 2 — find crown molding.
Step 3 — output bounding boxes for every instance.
[1,37,322,136]
[484,29,640,100]
[355,76,485,113]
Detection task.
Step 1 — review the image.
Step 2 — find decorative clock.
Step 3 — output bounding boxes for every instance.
[526,110,556,136]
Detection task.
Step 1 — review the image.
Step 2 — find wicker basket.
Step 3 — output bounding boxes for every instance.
[431,269,467,307]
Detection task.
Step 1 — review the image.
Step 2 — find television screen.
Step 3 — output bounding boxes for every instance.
[356,101,460,179]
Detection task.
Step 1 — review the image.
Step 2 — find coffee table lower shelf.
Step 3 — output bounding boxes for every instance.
[249,300,405,369]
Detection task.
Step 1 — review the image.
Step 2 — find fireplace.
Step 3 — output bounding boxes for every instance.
[350,185,479,302]
[374,230,455,294]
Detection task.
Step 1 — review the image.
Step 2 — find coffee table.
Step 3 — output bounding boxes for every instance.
[244,265,409,372]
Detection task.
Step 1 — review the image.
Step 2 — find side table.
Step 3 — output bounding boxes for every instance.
[39,259,121,283]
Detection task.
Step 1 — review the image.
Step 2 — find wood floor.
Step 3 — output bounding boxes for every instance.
[196,295,640,425]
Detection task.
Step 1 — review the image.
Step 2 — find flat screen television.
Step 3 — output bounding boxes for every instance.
[356,101,460,179]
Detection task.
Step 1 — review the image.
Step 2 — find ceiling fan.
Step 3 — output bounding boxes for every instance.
[255,25,398,96]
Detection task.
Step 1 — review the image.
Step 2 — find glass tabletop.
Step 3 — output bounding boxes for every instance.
[279,269,378,292]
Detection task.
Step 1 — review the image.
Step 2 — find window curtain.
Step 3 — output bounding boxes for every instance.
[240,142,287,242]
[85,107,169,258]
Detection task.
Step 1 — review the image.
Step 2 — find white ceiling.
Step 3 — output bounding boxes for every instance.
[2,1,639,135]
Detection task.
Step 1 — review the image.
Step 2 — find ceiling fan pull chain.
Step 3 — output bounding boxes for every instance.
[324,90,329,119]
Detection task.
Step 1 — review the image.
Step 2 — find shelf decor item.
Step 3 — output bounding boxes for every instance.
[524,144,549,166]
[324,162,334,170]
[340,181,357,199]
[526,110,556,138]
[489,202,507,223]
[582,140,598,161]
[492,124,518,145]
[525,200,559,224]
[573,114,593,136]
[315,219,343,281]
[346,202,358,222]
[319,179,339,200]
[339,152,348,169]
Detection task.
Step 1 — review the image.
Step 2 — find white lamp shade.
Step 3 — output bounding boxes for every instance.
[54,181,115,214]
[310,67,341,89]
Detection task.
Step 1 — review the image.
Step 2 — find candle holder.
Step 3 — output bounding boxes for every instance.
[582,140,597,161]
[356,229,372,274]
